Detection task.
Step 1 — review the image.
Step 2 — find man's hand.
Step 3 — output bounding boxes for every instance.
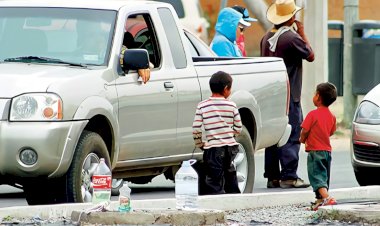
[137,68,150,84]
[294,20,304,36]
[294,20,314,62]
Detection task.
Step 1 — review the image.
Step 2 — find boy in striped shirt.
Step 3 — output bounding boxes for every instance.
[192,71,242,194]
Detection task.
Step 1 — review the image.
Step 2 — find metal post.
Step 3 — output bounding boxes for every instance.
[220,0,228,11]
[243,0,272,31]
[342,0,358,128]
[302,0,328,114]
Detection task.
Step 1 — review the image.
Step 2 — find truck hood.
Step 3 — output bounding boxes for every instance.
[0,63,94,98]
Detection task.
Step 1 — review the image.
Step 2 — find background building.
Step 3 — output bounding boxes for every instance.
[200,0,380,56]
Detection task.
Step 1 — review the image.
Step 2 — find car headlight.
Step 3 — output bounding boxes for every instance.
[10,93,62,121]
[354,101,380,125]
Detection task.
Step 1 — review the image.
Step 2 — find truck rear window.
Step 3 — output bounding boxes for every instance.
[153,0,185,18]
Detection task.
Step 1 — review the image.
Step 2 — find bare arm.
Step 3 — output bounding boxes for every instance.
[299,128,309,144]
[295,20,315,62]
[137,68,150,84]
[192,107,204,148]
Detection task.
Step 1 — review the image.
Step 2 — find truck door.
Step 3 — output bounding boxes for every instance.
[157,7,201,158]
[115,13,178,161]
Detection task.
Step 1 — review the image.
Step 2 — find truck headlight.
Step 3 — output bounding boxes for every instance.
[10,93,62,121]
[354,101,380,125]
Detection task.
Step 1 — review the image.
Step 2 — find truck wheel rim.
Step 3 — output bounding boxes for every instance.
[234,143,248,192]
[81,153,100,202]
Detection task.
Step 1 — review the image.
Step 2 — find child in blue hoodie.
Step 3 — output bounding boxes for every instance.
[210,7,244,57]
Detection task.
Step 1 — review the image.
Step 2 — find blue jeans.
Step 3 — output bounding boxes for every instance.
[264,100,303,181]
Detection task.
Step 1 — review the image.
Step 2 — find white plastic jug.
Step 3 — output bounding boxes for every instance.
[175,159,198,210]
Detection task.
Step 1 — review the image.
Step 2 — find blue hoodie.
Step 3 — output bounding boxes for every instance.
[210,7,242,57]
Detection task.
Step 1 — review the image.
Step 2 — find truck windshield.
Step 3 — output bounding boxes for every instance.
[0,8,116,66]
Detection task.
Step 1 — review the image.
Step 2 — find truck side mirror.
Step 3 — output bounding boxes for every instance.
[122,49,150,72]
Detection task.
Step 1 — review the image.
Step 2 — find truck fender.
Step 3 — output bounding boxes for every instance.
[230,90,262,151]
[73,96,120,167]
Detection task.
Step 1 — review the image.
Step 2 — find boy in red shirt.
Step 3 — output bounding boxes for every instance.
[299,82,338,210]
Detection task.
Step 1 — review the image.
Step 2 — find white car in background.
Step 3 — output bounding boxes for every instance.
[153,0,210,43]
[351,83,380,185]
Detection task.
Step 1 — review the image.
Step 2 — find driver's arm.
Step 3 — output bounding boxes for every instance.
[120,45,151,84]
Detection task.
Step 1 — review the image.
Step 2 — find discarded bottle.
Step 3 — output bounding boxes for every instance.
[118,182,131,212]
[92,158,112,204]
[175,159,198,210]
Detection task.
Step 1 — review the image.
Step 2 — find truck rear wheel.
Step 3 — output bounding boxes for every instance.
[196,126,255,194]
[235,126,255,193]
[66,130,111,203]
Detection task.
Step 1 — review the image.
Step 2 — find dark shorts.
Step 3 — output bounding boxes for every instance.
[307,151,331,193]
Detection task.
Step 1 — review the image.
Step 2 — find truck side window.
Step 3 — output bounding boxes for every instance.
[157,7,187,69]
[124,13,161,68]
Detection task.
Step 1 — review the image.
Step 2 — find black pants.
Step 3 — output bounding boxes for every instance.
[203,145,240,195]
[264,100,303,181]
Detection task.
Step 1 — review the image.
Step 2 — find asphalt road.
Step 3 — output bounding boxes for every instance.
[0,140,358,208]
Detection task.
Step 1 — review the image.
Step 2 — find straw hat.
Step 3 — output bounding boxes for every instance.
[267,0,302,25]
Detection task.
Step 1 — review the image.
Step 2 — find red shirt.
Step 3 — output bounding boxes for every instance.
[301,106,336,152]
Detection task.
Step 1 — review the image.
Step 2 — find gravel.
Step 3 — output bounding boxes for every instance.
[224,204,366,226]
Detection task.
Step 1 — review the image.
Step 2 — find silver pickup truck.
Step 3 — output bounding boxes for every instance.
[0,0,290,205]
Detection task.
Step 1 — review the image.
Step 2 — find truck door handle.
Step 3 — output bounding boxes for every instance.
[164,82,174,89]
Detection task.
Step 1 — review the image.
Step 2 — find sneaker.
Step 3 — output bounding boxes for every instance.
[280,178,310,188]
[313,197,337,211]
[267,179,280,188]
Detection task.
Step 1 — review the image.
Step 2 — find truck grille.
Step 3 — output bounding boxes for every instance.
[353,143,380,163]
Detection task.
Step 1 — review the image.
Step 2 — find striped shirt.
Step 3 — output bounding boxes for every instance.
[192,97,242,149]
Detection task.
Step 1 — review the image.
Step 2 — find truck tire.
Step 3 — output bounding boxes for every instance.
[235,126,255,193]
[66,130,111,203]
[196,126,255,194]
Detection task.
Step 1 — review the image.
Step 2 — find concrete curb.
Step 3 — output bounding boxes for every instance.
[319,202,380,224]
[0,186,379,220]
[71,209,225,225]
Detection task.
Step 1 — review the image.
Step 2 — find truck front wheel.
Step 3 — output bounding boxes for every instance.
[66,130,111,203]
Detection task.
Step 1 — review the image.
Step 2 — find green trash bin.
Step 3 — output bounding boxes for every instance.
[328,20,344,96]
[352,20,380,95]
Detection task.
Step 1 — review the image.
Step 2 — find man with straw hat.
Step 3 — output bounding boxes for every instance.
[260,0,315,189]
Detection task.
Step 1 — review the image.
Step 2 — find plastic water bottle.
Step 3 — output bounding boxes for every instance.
[92,158,112,204]
[175,160,198,210]
[118,182,131,212]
